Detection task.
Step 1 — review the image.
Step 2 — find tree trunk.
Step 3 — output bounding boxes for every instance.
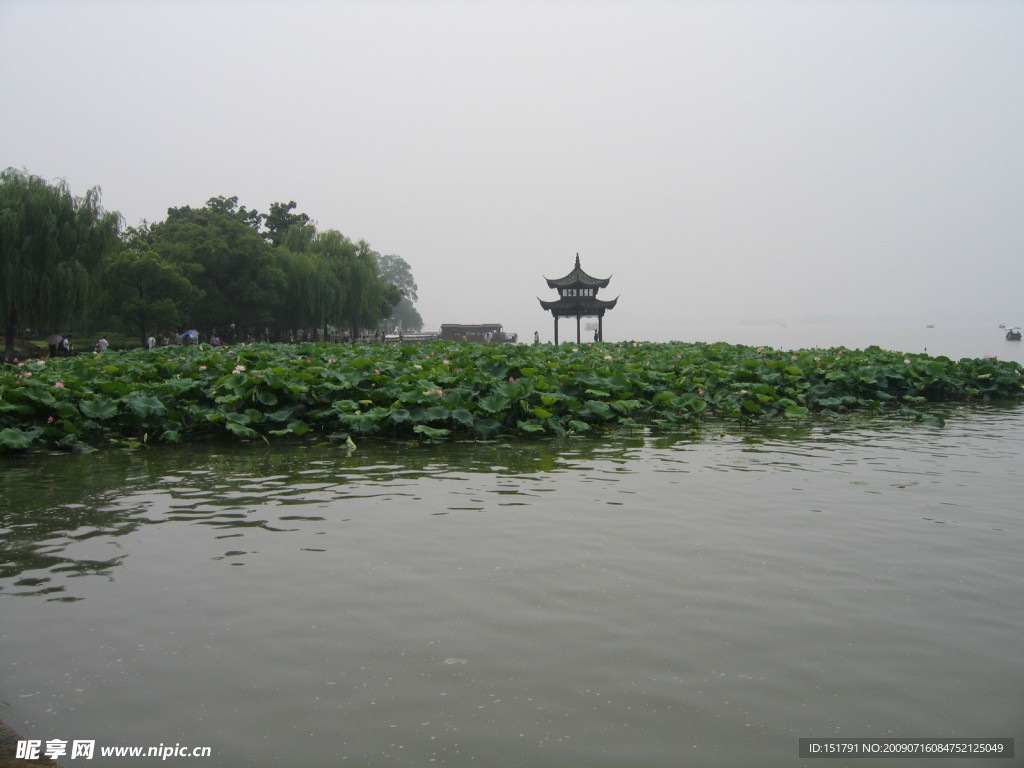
[3,305,17,361]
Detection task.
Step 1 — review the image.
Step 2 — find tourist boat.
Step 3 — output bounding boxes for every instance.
[1006,327,1022,341]
[439,324,518,343]
[382,332,439,343]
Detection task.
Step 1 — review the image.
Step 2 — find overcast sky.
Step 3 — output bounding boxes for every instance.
[3,0,1022,341]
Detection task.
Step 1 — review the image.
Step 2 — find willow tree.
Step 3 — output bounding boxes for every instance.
[274,224,347,334]
[339,240,395,340]
[0,168,121,360]
[276,247,321,332]
[285,231,399,339]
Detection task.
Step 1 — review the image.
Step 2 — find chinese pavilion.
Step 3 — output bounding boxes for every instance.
[538,253,618,344]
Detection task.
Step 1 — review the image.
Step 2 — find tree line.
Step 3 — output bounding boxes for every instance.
[1,168,423,359]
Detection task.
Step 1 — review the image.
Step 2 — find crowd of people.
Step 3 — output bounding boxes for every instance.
[43,335,109,356]
[22,324,398,360]
[143,326,388,348]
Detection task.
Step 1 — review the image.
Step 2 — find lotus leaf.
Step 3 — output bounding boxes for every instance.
[1,339,1021,452]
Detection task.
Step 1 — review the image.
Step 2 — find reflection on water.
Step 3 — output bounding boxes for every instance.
[2,406,1022,767]
[1,436,653,600]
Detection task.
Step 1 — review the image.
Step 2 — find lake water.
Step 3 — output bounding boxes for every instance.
[2,402,1022,767]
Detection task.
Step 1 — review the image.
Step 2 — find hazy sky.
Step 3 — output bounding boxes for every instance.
[3,0,1022,341]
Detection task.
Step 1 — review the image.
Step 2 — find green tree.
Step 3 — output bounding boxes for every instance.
[264,201,310,248]
[276,246,321,332]
[0,168,120,360]
[375,253,418,303]
[205,195,264,230]
[379,283,408,330]
[375,253,423,331]
[274,226,351,333]
[100,226,203,346]
[281,229,399,339]
[386,296,424,333]
[308,229,354,333]
[338,240,400,339]
[150,197,284,335]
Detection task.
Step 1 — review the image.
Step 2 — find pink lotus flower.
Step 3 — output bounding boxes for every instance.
[199,365,207,371]
[21,371,31,378]
[47,416,54,423]
[54,381,65,388]
[232,364,246,374]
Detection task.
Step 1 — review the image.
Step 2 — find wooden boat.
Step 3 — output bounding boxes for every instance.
[439,324,518,343]
[1006,327,1022,341]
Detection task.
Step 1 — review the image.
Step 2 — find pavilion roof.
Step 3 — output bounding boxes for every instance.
[538,295,618,315]
[544,253,611,290]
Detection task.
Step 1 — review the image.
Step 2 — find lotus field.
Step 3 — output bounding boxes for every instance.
[1,341,1022,453]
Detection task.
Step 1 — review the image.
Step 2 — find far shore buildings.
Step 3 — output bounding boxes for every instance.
[538,253,618,344]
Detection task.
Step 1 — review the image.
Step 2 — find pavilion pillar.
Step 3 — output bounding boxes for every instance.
[553,316,559,345]
[598,314,603,342]
[576,315,581,344]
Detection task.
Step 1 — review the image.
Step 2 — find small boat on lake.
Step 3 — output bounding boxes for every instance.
[1006,327,1022,341]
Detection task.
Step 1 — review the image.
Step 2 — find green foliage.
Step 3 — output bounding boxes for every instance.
[340,240,392,337]
[263,201,310,247]
[1,168,121,359]
[100,227,203,345]
[3,175,422,347]
[79,397,118,420]
[148,198,285,331]
[375,253,422,331]
[0,427,38,450]
[139,204,412,337]
[1,340,1021,453]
